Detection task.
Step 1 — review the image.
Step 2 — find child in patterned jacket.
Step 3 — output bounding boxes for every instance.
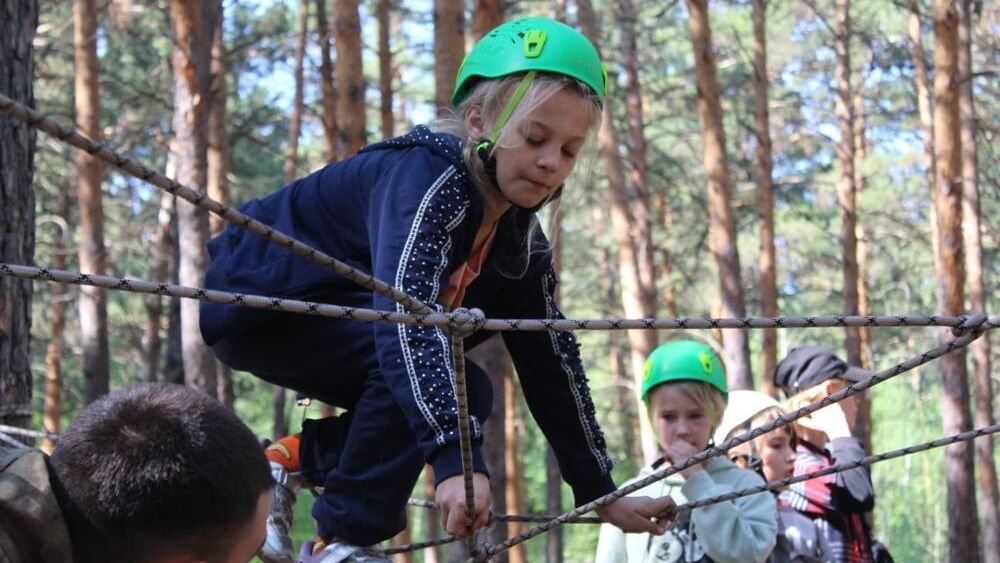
[201,17,673,563]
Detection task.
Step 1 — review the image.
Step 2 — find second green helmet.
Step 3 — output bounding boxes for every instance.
[451,17,607,107]
[641,340,728,402]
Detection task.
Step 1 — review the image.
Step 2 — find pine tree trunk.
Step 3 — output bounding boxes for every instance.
[577,0,659,464]
[959,1,999,559]
[833,0,863,391]
[752,0,778,398]
[434,0,464,110]
[0,0,38,434]
[334,0,366,156]
[618,0,657,318]
[169,0,217,396]
[908,2,941,271]
[853,57,874,455]
[504,372,527,563]
[207,0,232,405]
[315,0,338,163]
[932,1,980,560]
[207,0,228,239]
[75,0,110,404]
[144,190,175,382]
[377,0,394,139]
[43,191,71,453]
[684,0,752,390]
[472,0,503,39]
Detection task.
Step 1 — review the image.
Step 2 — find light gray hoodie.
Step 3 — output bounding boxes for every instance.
[595,456,777,563]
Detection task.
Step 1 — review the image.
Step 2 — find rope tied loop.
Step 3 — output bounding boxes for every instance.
[447,307,486,338]
[951,312,987,337]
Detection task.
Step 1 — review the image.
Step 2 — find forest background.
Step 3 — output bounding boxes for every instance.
[0,0,998,561]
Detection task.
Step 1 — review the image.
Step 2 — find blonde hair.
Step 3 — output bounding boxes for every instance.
[430,73,602,277]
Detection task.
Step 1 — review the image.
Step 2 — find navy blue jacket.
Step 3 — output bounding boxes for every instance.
[202,127,615,505]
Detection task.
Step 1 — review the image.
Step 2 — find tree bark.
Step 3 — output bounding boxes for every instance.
[959,1,999,559]
[684,0,752,390]
[433,0,465,110]
[0,0,38,433]
[75,0,110,404]
[752,0,778,398]
[932,1,980,561]
[833,0,862,367]
[169,0,218,396]
[473,0,503,40]
[377,0,394,139]
[577,0,659,464]
[503,372,527,563]
[908,1,941,270]
[315,0,338,163]
[207,0,232,406]
[853,68,874,456]
[42,192,71,453]
[334,0,366,156]
[144,187,175,382]
[207,0,229,239]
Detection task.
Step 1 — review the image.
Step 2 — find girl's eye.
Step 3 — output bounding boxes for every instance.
[526,136,545,145]
[562,148,578,158]
[661,414,677,422]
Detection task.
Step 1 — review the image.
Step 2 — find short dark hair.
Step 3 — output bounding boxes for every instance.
[49,383,273,563]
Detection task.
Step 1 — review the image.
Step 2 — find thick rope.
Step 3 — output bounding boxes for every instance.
[0,432,28,449]
[5,262,1000,335]
[389,422,1000,555]
[0,94,432,315]
[448,308,488,558]
[473,319,989,561]
[0,424,60,442]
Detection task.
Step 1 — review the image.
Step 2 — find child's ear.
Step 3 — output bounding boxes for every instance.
[465,106,487,139]
[823,380,838,396]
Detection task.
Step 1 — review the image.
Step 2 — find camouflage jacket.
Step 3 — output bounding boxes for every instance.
[0,448,73,563]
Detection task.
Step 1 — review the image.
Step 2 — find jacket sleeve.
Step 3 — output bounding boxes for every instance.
[367,149,489,483]
[828,437,875,512]
[682,467,778,563]
[498,266,615,506]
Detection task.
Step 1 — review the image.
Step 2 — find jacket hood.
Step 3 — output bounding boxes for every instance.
[360,125,467,170]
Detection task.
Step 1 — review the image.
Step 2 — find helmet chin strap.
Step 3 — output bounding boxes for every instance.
[476,71,547,213]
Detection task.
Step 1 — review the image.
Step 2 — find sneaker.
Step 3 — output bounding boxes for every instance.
[297,539,392,563]
[260,462,303,563]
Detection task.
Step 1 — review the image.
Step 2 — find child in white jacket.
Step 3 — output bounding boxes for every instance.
[595,341,777,563]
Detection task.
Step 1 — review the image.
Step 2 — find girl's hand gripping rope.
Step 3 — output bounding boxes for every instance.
[435,472,492,537]
[596,495,677,535]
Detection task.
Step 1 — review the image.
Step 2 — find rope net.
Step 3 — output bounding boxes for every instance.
[1,94,995,563]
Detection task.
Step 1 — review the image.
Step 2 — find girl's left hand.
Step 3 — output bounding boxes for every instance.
[596,495,676,535]
[663,439,706,478]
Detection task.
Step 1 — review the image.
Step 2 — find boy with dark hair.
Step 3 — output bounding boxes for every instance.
[774,346,875,563]
[0,383,274,563]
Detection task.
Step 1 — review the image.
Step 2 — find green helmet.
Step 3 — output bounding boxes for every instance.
[451,17,607,107]
[641,340,728,403]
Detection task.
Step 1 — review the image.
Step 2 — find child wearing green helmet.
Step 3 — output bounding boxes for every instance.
[595,340,778,563]
[200,17,671,563]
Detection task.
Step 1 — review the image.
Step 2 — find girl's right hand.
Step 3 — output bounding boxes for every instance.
[596,495,676,535]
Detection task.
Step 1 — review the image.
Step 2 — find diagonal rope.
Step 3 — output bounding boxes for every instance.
[6,261,1000,335]
[0,425,60,442]
[472,318,989,561]
[0,94,432,315]
[388,422,1000,555]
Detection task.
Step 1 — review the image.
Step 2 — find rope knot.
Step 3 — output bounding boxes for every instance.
[952,313,988,336]
[448,307,485,337]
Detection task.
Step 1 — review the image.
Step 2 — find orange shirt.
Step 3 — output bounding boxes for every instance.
[441,224,497,310]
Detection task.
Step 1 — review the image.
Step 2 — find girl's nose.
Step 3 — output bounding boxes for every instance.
[536,147,558,171]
